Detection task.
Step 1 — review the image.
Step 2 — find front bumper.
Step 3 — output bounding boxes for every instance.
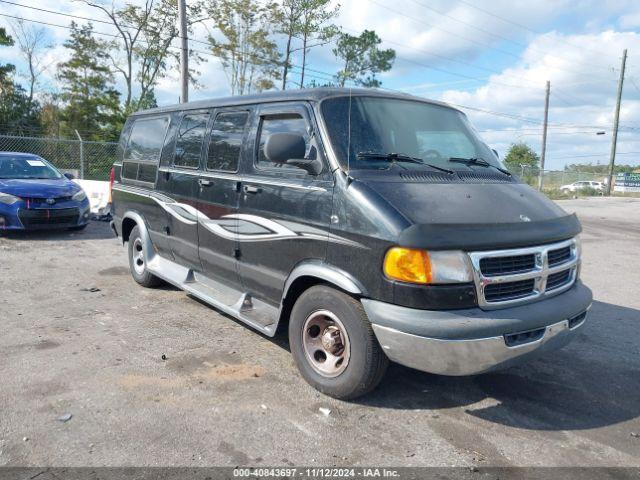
[0,199,90,230]
[363,281,592,376]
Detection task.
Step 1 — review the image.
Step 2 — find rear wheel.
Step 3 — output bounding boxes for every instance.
[127,225,162,288]
[289,285,388,400]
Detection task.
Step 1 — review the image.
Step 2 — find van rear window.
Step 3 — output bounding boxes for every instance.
[123,116,168,182]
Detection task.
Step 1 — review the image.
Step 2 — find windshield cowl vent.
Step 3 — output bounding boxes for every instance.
[399,170,514,184]
[456,171,514,183]
[399,172,457,183]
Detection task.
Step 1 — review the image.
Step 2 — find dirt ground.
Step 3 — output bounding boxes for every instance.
[0,196,639,467]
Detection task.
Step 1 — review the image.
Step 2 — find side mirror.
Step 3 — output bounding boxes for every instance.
[286,158,323,176]
[64,172,75,180]
[264,132,322,175]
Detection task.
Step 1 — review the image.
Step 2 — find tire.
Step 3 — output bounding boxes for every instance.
[289,285,388,400]
[127,225,163,288]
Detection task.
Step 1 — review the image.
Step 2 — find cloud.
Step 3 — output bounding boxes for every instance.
[620,11,640,29]
[440,30,640,169]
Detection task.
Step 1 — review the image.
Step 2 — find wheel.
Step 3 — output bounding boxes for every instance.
[127,225,163,288]
[289,285,388,400]
[68,224,88,231]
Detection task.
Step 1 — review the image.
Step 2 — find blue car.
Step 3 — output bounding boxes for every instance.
[0,152,91,231]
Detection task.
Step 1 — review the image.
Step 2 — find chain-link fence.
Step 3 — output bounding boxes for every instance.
[0,134,118,181]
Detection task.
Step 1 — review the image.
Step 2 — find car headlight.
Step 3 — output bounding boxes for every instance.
[72,189,87,201]
[0,192,20,205]
[383,247,473,284]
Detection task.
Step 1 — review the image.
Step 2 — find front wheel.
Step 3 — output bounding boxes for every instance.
[289,285,388,400]
[127,225,163,288]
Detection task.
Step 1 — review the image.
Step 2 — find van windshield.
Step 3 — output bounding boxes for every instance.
[320,96,500,171]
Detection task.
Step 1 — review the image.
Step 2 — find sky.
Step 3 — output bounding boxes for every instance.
[2,0,640,170]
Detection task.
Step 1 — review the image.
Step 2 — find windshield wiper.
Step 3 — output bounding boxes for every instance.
[356,152,454,174]
[448,157,512,176]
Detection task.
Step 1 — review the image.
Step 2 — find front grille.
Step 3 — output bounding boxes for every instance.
[469,238,579,308]
[548,246,571,266]
[480,254,536,276]
[546,269,572,290]
[484,279,535,302]
[18,208,79,227]
[24,196,73,206]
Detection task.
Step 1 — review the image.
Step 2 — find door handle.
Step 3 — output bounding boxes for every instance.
[243,185,262,194]
[198,178,213,187]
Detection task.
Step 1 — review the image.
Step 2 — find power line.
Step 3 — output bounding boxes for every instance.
[550,151,640,160]
[367,0,615,82]
[453,0,614,58]
[1,10,637,136]
[406,0,616,75]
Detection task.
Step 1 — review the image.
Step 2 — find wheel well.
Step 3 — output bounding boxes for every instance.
[121,217,137,243]
[277,275,358,332]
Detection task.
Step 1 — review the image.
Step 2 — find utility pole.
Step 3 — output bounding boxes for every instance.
[538,80,550,191]
[178,0,189,103]
[606,49,627,195]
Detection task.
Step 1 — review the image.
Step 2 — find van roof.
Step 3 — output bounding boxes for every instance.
[131,87,462,117]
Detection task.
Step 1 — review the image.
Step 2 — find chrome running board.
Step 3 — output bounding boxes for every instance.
[145,253,279,337]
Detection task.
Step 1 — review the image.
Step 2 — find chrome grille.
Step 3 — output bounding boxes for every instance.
[468,238,580,309]
[479,254,536,276]
[548,246,571,266]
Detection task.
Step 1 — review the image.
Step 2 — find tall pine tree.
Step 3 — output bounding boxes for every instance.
[57,22,122,140]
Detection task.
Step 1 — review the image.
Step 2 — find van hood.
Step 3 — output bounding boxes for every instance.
[0,178,80,198]
[359,178,581,250]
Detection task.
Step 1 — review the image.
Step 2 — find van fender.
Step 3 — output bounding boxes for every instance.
[282,260,368,299]
[121,211,157,263]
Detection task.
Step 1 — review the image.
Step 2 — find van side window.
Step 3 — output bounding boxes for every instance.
[207,111,248,172]
[122,116,168,182]
[174,113,209,169]
[257,114,309,169]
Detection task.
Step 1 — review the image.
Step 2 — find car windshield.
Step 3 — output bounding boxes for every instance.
[320,96,501,171]
[0,155,62,180]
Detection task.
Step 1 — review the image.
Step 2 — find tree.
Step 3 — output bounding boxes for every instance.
[205,0,281,95]
[503,142,540,182]
[80,0,200,112]
[0,27,15,94]
[0,27,42,135]
[57,22,122,140]
[10,20,51,115]
[297,0,339,88]
[274,0,303,90]
[332,30,395,87]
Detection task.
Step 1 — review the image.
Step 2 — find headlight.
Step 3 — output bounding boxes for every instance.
[72,189,87,201]
[574,234,581,258]
[0,192,20,205]
[383,247,473,284]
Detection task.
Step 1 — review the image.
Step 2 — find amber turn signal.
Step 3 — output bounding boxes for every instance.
[383,247,432,284]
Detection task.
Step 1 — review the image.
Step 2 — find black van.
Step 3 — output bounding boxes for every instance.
[111,88,592,399]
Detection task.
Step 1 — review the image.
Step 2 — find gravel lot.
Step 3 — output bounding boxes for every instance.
[1,196,639,467]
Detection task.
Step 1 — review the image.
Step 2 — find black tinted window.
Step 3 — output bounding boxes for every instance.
[174,113,209,168]
[207,112,248,172]
[124,117,168,164]
[257,114,309,168]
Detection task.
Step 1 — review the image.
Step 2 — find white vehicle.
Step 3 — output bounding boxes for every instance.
[560,181,604,194]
